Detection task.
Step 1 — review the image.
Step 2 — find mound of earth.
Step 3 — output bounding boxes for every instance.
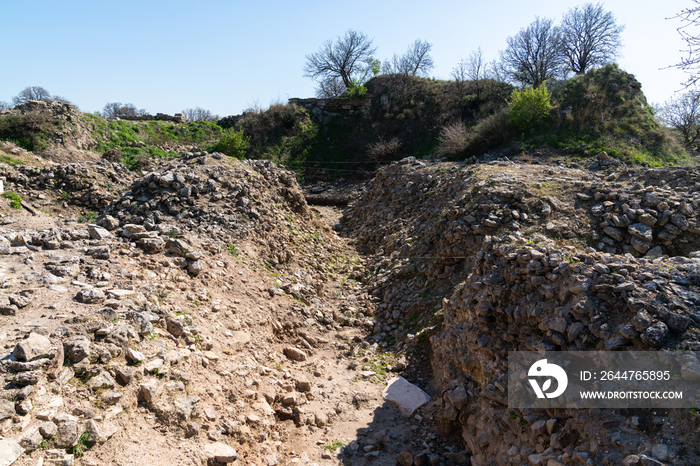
[342,156,700,465]
[0,150,698,466]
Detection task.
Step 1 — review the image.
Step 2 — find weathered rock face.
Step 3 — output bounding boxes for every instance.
[343,159,700,466]
[0,159,133,211]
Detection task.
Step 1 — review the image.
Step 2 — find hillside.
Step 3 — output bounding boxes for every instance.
[0,68,698,466]
[0,101,221,168]
[228,64,689,179]
[0,65,691,178]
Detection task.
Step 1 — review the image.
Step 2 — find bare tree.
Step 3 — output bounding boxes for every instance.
[452,48,486,97]
[183,107,218,121]
[451,59,469,97]
[102,102,147,119]
[561,3,624,74]
[0,102,10,110]
[488,59,508,83]
[658,90,700,150]
[12,86,52,105]
[304,29,377,91]
[383,39,434,77]
[316,77,346,98]
[670,1,700,87]
[501,17,565,87]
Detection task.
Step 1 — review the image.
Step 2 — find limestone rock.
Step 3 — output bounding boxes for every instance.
[382,376,430,416]
[628,223,653,242]
[19,428,43,452]
[88,371,116,391]
[137,237,165,253]
[124,348,145,364]
[640,322,669,347]
[76,288,105,304]
[0,440,23,466]
[0,400,15,421]
[204,442,237,463]
[40,422,58,438]
[187,260,204,275]
[88,225,112,240]
[283,346,306,361]
[13,333,51,362]
[64,336,91,363]
[53,413,81,448]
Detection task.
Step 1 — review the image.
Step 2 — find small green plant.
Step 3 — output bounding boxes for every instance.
[324,440,345,453]
[72,432,91,457]
[224,243,239,257]
[1,191,22,209]
[345,83,368,98]
[508,83,552,132]
[78,211,97,223]
[60,192,70,200]
[193,300,201,307]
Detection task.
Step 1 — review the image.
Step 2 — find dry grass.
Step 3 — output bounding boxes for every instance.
[367,137,401,161]
[437,121,469,157]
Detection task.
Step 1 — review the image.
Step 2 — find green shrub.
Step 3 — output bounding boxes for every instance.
[508,84,552,132]
[345,83,368,98]
[1,191,22,209]
[464,107,516,154]
[215,128,249,158]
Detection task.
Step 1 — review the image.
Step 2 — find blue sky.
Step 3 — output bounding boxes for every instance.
[1,0,694,116]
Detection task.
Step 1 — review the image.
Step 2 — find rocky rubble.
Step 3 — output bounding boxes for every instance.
[0,152,427,466]
[343,157,700,466]
[1,148,700,465]
[0,160,132,213]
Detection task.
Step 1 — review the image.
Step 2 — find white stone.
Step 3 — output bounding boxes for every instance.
[204,442,237,462]
[382,376,430,416]
[0,440,24,466]
[107,289,136,299]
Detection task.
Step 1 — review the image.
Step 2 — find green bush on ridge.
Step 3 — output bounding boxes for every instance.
[215,128,249,158]
[508,84,552,133]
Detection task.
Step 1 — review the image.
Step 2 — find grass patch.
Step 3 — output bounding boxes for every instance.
[0,153,25,166]
[1,191,22,209]
[323,440,345,453]
[78,211,97,223]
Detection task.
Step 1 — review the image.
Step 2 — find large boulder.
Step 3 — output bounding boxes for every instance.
[13,333,52,362]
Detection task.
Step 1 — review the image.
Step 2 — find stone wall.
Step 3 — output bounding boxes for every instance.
[13,100,76,114]
[116,112,186,123]
[288,97,363,115]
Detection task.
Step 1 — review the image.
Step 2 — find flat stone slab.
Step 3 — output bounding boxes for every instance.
[0,440,23,466]
[382,376,430,416]
[20,318,49,328]
[106,289,136,299]
[204,442,237,462]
